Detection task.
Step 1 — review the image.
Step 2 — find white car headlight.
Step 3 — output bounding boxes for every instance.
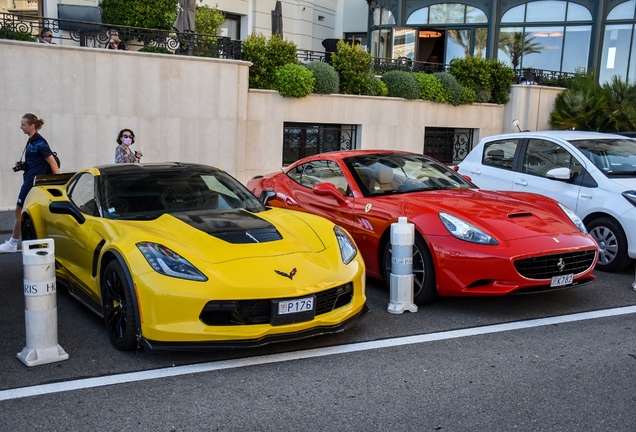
[557,203,587,234]
[334,226,357,265]
[137,242,208,281]
[622,190,636,207]
[439,212,498,245]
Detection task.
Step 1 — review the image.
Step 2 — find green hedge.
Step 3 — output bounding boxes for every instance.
[242,33,297,89]
[381,70,420,100]
[412,73,448,103]
[305,61,339,94]
[332,40,373,95]
[272,64,315,98]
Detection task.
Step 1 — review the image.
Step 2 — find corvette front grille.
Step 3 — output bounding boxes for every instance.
[514,250,596,280]
[199,282,354,326]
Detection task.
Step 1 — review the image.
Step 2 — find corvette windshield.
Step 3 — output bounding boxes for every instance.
[568,138,636,177]
[344,153,474,196]
[101,166,265,219]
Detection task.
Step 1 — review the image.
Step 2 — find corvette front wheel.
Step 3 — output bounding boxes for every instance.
[21,218,37,241]
[101,261,138,351]
[383,234,437,305]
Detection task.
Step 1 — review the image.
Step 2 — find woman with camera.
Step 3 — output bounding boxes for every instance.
[114,129,141,163]
[0,114,60,253]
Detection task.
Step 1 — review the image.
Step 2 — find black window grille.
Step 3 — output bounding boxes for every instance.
[424,127,474,164]
[283,123,357,166]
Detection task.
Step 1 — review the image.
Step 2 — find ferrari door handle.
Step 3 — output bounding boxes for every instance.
[470,169,481,175]
[514,179,528,186]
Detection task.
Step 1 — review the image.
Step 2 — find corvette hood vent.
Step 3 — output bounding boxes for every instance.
[173,210,283,244]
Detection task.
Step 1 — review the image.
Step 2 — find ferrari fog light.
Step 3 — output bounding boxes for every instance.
[439,212,498,245]
[622,190,636,207]
[557,203,587,234]
[136,242,208,281]
[334,226,357,265]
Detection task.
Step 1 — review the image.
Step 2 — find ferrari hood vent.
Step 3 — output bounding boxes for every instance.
[508,212,533,218]
[173,210,283,244]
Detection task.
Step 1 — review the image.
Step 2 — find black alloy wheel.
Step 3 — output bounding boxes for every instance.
[383,233,438,305]
[101,260,138,350]
[21,218,37,241]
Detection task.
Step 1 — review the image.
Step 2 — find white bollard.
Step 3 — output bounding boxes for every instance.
[17,239,69,367]
[387,217,418,314]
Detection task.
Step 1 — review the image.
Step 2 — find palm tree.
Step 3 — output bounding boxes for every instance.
[498,31,542,69]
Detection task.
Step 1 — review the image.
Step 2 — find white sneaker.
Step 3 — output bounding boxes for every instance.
[0,241,17,253]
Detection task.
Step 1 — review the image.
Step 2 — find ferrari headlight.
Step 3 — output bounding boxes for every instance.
[334,226,357,265]
[557,203,587,234]
[439,212,498,245]
[136,242,208,281]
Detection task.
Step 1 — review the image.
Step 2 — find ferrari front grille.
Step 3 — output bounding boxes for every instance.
[199,282,354,326]
[514,250,596,280]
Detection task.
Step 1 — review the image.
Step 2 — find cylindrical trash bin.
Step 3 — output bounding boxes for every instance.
[17,239,68,367]
[387,217,418,314]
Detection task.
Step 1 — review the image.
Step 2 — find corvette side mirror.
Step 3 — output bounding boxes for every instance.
[313,183,347,204]
[49,201,86,224]
[259,190,276,205]
[546,167,571,180]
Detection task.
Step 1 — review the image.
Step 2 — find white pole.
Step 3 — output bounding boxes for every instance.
[17,239,69,367]
[387,217,418,314]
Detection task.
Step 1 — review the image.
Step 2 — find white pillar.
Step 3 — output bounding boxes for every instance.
[17,239,69,367]
[387,217,418,314]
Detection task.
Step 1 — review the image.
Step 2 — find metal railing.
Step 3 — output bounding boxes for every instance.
[0,12,242,59]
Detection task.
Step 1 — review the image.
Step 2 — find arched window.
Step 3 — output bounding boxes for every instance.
[407,3,487,24]
[600,0,636,84]
[498,1,592,73]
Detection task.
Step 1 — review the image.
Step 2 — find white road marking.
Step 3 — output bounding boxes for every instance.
[1,305,635,401]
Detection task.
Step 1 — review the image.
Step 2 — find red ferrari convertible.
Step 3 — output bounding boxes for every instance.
[247,151,598,304]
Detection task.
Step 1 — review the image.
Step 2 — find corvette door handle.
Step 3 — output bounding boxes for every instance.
[470,169,481,175]
[514,179,528,186]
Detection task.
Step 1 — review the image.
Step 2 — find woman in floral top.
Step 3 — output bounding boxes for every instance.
[114,129,140,163]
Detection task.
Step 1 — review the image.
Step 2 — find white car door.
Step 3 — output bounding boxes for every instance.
[460,138,521,190]
[511,138,582,212]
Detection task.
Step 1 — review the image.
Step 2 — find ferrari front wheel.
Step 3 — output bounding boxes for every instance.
[383,234,437,305]
[101,261,138,351]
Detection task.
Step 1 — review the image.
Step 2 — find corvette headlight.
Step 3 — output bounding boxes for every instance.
[557,203,587,234]
[136,242,208,281]
[439,212,498,245]
[334,226,357,265]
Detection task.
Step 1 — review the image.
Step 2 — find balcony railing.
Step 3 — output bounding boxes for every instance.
[0,12,242,59]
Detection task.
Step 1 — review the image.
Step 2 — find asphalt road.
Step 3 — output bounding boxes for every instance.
[0,243,635,431]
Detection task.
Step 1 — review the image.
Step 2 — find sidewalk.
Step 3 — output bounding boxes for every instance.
[0,210,14,235]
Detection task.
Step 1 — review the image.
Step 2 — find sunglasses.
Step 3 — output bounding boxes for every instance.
[122,135,133,138]
[44,34,53,38]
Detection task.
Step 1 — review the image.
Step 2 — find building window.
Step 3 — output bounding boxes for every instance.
[283,123,358,166]
[424,127,474,165]
[498,1,591,73]
[407,3,488,25]
[219,14,240,39]
[601,0,636,84]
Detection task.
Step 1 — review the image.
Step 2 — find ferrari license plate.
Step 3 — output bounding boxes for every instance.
[279,297,314,315]
[550,274,573,287]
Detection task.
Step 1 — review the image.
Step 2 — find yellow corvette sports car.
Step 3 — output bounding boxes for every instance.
[22,163,367,351]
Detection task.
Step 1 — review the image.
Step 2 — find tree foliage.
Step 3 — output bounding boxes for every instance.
[272,64,315,98]
[100,0,178,30]
[498,31,542,69]
[331,40,373,95]
[195,1,225,35]
[550,73,636,132]
[242,33,298,89]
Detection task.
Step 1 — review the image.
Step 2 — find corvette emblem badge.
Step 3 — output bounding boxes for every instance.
[275,268,297,280]
[557,258,565,272]
[365,203,372,213]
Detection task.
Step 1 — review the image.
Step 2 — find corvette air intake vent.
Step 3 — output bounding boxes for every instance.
[211,228,282,244]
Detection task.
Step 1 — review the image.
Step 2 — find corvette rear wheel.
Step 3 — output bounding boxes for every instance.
[101,261,138,351]
[21,218,37,241]
[383,234,437,305]
[588,217,631,272]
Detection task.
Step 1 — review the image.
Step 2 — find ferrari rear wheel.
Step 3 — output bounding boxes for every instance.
[101,261,138,351]
[383,234,437,305]
[21,218,37,241]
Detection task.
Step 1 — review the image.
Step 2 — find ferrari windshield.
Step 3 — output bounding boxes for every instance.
[100,166,265,219]
[568,138,636,177]
[344,153,474,196]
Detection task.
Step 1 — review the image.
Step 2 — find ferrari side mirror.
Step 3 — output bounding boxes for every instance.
[259,190,276,205]
[49,201,86,224]
[313,183,347,204]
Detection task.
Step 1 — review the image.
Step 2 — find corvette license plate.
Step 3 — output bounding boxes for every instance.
[550,274,573,287]
[279,297,314,315]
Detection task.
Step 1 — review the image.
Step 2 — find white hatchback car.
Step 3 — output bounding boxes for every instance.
[457,131,636,272]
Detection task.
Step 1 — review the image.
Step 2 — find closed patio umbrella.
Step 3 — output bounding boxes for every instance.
[174,0,196,32]
[272,1,283,38]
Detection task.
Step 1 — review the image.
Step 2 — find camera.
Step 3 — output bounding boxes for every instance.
[13,161,27,172]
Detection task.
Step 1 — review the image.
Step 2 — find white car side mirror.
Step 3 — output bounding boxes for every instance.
[546,167,571,180]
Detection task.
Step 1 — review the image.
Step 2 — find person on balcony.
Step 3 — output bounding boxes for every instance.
[40,28,55,44]
[106,31,125,50]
